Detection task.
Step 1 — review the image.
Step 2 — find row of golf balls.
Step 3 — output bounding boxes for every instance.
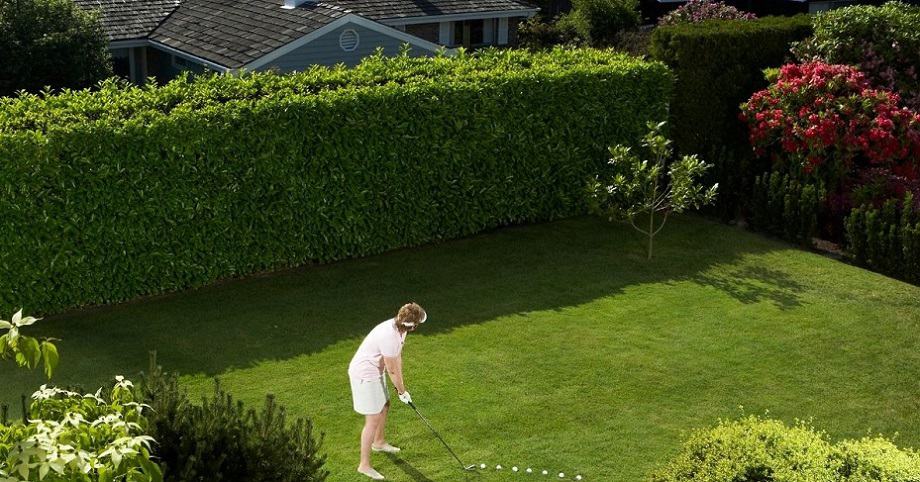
[479,464,583,480]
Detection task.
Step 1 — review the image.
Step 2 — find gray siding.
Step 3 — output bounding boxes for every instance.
[260,22,431,72]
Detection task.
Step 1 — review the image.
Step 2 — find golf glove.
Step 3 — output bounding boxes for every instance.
[398,391,412,405]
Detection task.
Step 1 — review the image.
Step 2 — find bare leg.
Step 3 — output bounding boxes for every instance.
[359,412,385,472]
[373,401,390,447]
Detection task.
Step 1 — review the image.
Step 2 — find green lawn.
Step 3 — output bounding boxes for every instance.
[3,215,919,481]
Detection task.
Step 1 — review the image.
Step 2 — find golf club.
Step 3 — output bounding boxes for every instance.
[406,400,477,472]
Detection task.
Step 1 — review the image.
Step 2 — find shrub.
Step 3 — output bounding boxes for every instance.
[748,171,826,246]
[566,0,641,47]
[845,192,920,284]
[794,2,920,110]
[0,378,161,482]
[650,15,813,218]
[138,358,328,481]
[518,15,581,49]
[0,0,112,97]
[657,0,756,26]
[651,416,920,482]
[740,63,920,198]
[0,48,672,315]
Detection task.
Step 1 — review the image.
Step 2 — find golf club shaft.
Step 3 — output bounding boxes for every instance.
[408,401,468,470]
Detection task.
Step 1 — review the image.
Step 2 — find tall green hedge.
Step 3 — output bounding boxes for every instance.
[650,16,813,218]
[0,48,672,315]
[845,194,920,285]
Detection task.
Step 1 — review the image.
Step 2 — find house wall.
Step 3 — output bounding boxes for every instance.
[259,22,430,72]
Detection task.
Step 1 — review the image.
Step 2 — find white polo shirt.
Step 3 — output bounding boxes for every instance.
[348,319,407,381]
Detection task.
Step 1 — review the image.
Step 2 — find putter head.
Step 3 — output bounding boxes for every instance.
[464,464,477,471]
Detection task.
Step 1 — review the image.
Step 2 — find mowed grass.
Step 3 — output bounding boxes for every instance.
[2,216,919,481]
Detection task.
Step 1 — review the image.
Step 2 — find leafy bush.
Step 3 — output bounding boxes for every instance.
[0,48,672,315]
[0,378,161,482]
[794,2,920,110]
[845,193,920,284]
[566,0,640,47]
[748,171,826,246]
[138,358,328,481]
[518,15,581,49]
[650,16,812,218]
[740,63,920,204]
[0,0,111,97]
[651,415,920,482]
[658,0,756,26]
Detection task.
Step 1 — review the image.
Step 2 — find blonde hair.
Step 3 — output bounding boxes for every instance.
[396,303,426,330]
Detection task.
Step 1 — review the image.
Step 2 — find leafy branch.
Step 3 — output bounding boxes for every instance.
[0,309,59,378]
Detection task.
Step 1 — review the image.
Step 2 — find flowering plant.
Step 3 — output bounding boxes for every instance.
[0,377,161,482]
[740,62,920,188]
[793,2,920,110]
[658,0,755,26]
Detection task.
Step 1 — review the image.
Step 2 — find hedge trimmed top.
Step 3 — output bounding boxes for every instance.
[0,48,667,135]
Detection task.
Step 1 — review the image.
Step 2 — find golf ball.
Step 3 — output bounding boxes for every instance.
[496,465,502,470]
[542,470,549,475]
[576,476,583,481]
[480,464,486,469]
[559,473,565,478]
[526,468,533,473]
[512,467,519,472]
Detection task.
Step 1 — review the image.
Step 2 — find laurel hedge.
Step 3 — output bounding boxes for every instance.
[0,48,672,315]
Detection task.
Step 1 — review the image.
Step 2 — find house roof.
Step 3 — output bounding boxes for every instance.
[74,0,181,41]
[150,0,349,69]
[77,0,536,68]
[332,0,535,21]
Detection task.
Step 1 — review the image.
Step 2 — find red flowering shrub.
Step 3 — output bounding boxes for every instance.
[740,62,920,187]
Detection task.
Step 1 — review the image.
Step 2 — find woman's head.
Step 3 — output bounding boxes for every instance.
[396,303,426,332]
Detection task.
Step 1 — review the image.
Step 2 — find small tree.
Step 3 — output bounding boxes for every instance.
[567,0,640,46]
[588,122,718,259]
[0,0,112,97]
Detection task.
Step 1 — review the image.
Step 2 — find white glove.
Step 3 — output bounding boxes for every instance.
[398,391,412,405]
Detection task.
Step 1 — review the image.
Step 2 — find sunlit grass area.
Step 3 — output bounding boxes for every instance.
[3,215,919,481]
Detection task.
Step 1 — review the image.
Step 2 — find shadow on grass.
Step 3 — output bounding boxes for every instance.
[691,265,806,310]
[1,215,808,407]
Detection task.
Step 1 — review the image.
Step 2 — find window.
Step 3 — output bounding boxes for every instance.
[339,29,360,52]
[453,20,485,48]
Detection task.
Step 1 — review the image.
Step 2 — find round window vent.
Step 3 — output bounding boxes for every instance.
[339,29,360,52]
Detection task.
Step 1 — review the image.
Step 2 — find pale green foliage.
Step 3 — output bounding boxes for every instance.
[652,415,920,481]
[0,377,162,482]
[588,121,718,259]
[0,310,58,378]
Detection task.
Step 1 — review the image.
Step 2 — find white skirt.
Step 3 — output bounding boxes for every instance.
[350,376,390,415]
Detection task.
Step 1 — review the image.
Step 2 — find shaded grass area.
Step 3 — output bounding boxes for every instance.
[2,215,919,481]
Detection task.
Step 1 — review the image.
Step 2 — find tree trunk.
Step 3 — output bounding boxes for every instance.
[648,208,654,260]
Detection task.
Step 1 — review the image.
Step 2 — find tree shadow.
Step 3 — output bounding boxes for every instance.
[691,265,806,310]
[0,215,809,408]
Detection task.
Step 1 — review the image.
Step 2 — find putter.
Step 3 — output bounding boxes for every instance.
[406,400,477,472]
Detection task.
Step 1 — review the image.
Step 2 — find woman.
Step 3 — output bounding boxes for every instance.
[348,302,427,480]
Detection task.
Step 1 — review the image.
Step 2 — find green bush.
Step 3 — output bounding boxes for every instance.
[138,356,328,481]
[0,48,672,315]
[567,0,641,47]
[794,2,920,110]
[651,416,920,482]
[748,171,825,246]
[0,0,112,97]
[845,193,920,284]
[650,16,813,218]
